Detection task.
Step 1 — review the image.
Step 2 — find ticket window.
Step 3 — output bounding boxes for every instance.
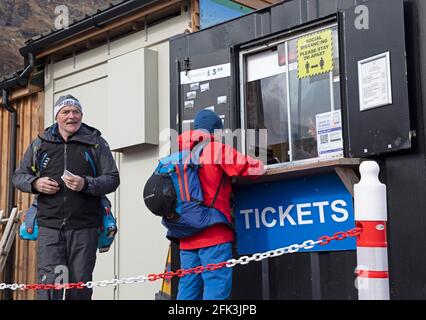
[240,24,342,166]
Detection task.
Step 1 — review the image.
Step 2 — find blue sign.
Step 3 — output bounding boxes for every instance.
[200,0,253,29]
[234,173,355,254]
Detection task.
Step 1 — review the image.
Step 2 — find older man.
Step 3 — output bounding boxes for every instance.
[13,94,120,300]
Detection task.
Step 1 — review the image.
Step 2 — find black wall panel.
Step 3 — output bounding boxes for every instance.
[169,0,426,299]
[341,0,411,157]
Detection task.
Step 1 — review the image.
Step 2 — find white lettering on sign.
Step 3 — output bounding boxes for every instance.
[331,200,349,222]
[254,208,260,228]
[240,200,349,230]
[313,201,329,223]
[180,63,231,84]
[297,203,313,225]
[240,209,253,229]
[261,207,277,228]
[279,205,296,226]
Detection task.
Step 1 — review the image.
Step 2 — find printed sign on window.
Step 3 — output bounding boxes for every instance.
[315,110,344,158]
[297,29,333,78]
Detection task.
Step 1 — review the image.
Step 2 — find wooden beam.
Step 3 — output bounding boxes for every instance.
[335,167,360,197]
[84,40,97,49]
[35,0,183,59]
[231,0,274,10]
[190,0,200,32]
[234,158,362,186]
[0,84,42,105]
[131,20,145,31]
[266,158,361,177]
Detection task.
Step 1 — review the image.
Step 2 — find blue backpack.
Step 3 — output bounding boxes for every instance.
[19,195,116,253]
[143,142,232,241]
[97,196,118,253]
[19,200,38,241]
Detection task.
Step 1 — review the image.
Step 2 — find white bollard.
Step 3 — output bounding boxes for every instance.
[354,161,390,300]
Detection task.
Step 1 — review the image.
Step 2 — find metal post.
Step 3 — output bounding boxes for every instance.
[261,260,270,300]
[310,253,322,300]
[354,161,390,300]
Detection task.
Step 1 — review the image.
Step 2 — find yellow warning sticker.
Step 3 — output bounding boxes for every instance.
[297,29,333,79]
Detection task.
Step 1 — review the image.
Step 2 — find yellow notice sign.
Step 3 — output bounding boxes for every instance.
[297,29,333,79]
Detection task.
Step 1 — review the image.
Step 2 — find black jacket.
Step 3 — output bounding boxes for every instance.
[13,123,120,230]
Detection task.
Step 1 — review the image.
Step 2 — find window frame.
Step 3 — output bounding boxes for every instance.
[239,21,342,169]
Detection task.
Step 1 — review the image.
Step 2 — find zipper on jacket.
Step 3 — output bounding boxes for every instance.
[64,142,67,172]
[62,143,68,228]
[61,218,66,229]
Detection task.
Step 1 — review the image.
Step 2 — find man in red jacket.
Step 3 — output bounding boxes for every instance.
[177,109,264,300]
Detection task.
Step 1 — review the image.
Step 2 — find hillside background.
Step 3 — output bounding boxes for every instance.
[0,0,110,77]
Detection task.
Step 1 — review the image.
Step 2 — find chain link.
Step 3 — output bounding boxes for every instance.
[0,283,28,291]
[0,228,361,291]
[318,227,362,245]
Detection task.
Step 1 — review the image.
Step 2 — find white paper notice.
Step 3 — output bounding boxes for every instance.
[315,110,343,158]
[187,91,196,99]
[358,52,392,111]
[217,96,227,104]
[184,100,194,109]
[190,82,200,91]
[200,83,210,92]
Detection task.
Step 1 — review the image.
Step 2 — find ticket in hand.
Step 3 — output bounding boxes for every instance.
[61,169,77,181]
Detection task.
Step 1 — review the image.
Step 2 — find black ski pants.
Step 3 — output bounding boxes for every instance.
[37,226,98,300]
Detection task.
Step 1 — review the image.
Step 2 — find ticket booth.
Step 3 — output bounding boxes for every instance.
[169,0,420,299]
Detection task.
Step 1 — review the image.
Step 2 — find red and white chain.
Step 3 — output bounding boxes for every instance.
[0,228,362,291]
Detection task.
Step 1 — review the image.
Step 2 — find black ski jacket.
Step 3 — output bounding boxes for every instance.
[13,123,120,229]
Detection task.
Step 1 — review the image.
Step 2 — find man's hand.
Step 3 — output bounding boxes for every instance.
[33,177,60,194]
[63,175,85,192]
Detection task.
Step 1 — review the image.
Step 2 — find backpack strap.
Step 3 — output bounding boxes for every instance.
[209,172,226,208]
[190,141,227,208]
[85,150,97,177]
[31,137,42,176]
[85,139,111,206]
[86,139,101,177]
[190,141,210,165]
[24,199,38,233]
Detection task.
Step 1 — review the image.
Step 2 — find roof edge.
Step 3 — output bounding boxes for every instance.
[19,0,160,57]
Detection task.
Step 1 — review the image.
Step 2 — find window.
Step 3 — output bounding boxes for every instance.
[240,24,343,166]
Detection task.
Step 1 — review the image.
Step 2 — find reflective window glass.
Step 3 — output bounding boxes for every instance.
[243,24,342,165]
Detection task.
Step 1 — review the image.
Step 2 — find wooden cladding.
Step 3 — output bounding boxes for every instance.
[190,0,200,32]
[0,89,43,300]
[232,0,280,10]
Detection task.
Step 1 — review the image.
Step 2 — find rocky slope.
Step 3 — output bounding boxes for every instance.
[0,0,111,77]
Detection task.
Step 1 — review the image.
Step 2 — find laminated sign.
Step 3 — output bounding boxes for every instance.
[297,29,333,78]
[234,173,355,254]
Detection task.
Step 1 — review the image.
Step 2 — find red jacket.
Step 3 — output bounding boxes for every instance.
[178,130,264,250]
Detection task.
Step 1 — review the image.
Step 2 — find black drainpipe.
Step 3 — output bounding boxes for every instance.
[0,52,34,300]
[1,89,17,300]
